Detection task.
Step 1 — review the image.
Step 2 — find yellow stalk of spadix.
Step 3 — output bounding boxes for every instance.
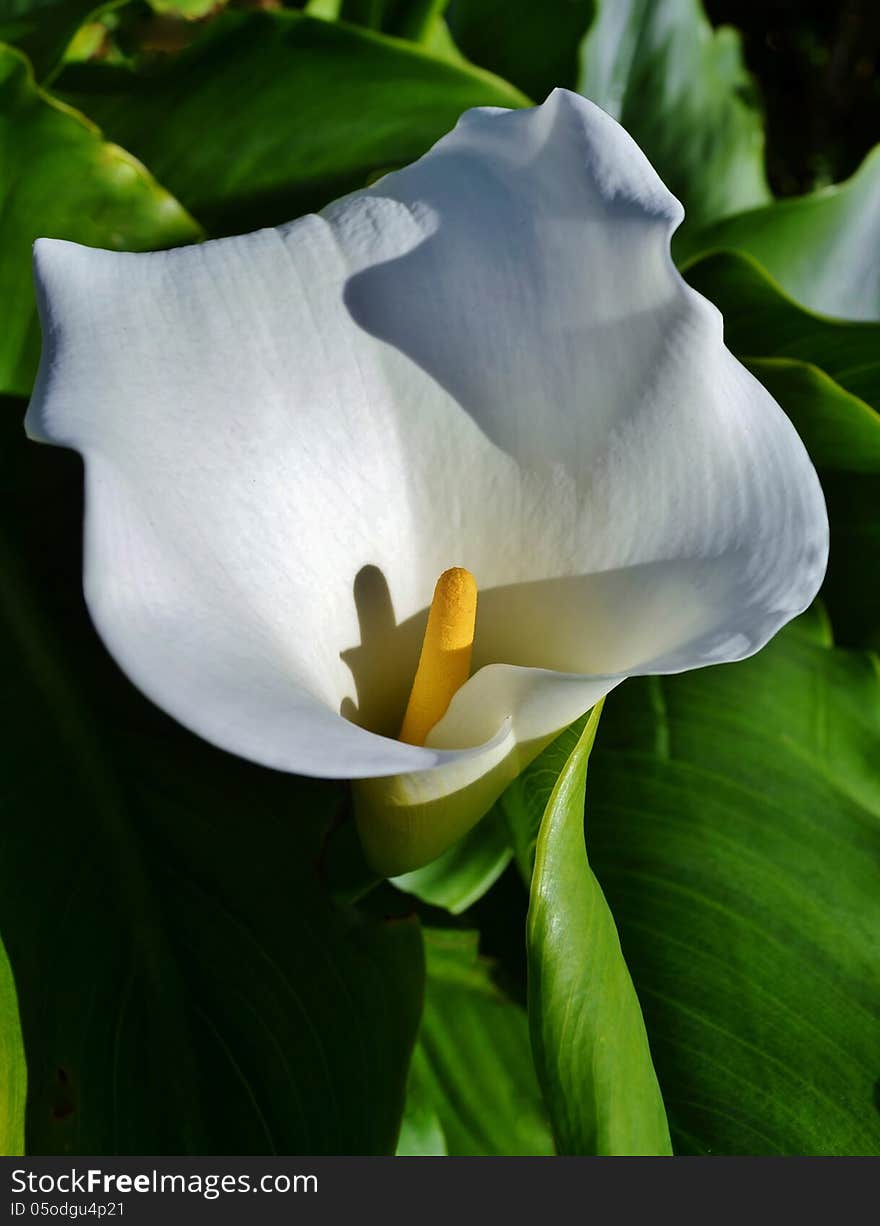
[399,567,478,746]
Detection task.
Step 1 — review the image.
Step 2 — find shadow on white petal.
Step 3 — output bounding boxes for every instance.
[340,563,427,737]
[342,159,683,473]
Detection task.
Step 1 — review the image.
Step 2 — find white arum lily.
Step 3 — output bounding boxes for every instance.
[27,90,828,877]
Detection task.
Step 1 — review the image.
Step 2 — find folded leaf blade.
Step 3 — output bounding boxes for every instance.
[527,702,672,1156]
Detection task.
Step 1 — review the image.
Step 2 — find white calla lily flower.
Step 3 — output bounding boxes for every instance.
[26,90,827,876]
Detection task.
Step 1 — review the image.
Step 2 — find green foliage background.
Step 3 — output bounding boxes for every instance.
[0,0,877,1157]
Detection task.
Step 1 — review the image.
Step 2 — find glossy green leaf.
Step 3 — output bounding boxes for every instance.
[820,473,880,652]
[64,18,107,63]
[1,399,424,1154]
[586,612,880,1154]
[446,0,594,101]
[684,250,880,403]
[578,0,770,230]
[396,1049,448,1155]
[398,929,553,1155]
[748,361,880,650]
[419,16,467,63]
[501,712,592,883]
[0,0,117,79]
[0,934,26,1156]
[684,250,880,650]
[147,0,226,18]
[0,45,200,397]
[56,10,528,237]
[679,146,880,320]
[377,0,447,43]
[760,356,880,657]
[338,0,383,26]
[526,703,673,1156]
[305,0,342,18]
[746,359,880,475]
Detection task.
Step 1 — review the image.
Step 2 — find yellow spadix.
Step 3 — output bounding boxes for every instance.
[399,567,478,747]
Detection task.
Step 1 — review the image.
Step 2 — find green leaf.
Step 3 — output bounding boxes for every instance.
[747,361,880,650]
[446,0,595,101]
[396,1049,448,1155]
[398,929,554,1155]
[684,250,880,403]
[147,0,226,18]
[56,10,529,238]
[1,399,424,1153]
[0,0,117,79]
[0,933,26,1156]
[392,803,512,914]
[0,45,200,398]
[745,358,880,477]
[818,469,880,653]
[501,713,592,883]
[578,0,770,230]
[419,16,468,64]
[338,0,383,26]
[526,702,673,1156]
[377,0,448,44]
[684,250,880,650]
[587,614,880,1154]
[305,0,342,18]
[679,146,880,320]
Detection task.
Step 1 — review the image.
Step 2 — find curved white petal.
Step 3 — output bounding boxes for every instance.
[27,90,827,873]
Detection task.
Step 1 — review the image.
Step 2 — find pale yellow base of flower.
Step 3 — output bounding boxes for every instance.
[353,727,559,877]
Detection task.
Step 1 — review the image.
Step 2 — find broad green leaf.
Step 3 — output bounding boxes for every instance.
[396,1049,448,1155]
[393,803,511,914]
[419,16,468,65]
[684,250,880,403]
[578,0,770,230]
[56,10,529,237]
[305,0,342,17]
[398,929,553,1155]
[834,363,880,412]
[748,361,880,650]
[818,468,880,653]
[757,356,880,653]
[679,146,880,320]
[587,614,880,1155]
[147,0,226,18]
[684,250,880,649]
[344,0,447,43]
[446,0,594,101]
[338,0,383,26]
[0,934,26,1155]
[64,18,107,62]
[1,400,423,1153]
[746,359,880,477]
[0,0,117,79]
[526,703,672,1156]
[0,45,200,398]
[501,712,592,883]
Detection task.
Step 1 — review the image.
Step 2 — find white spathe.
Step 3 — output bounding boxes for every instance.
[26,90,828,875]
